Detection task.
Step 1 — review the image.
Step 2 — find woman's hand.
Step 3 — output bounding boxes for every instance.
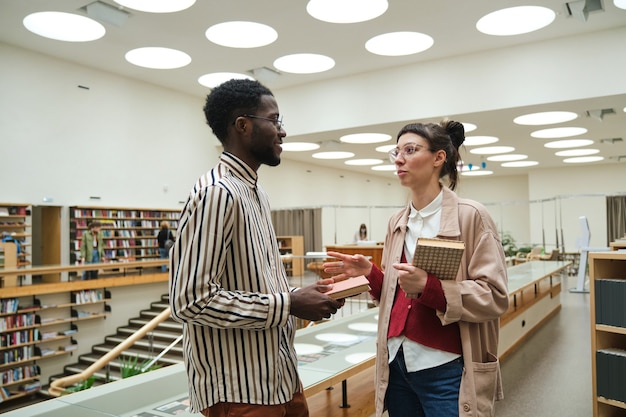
[323,251,373,281]
[393,263,428,298]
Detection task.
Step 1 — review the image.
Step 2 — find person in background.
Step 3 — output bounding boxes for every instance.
[169,78,343,417]
[156,220,174,272]
[354,223,368,242]
[80,221,104,280]
[324,120,509,417]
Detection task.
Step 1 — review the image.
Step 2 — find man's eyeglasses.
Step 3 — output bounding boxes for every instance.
[388,143,432,163]
[237,114,284,130]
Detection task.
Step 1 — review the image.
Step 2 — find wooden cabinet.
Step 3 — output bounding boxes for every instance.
[277,236,304,276]
[69,206,180,264]
[0,289,109,403]
[589,251,626,417]
[0,203,32,270]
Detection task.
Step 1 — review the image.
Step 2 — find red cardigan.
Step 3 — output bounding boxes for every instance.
[368,260,462,355]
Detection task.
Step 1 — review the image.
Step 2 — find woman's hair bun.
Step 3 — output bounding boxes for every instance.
[445,120,465,149]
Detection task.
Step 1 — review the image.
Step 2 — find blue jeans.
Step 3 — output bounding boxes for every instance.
[82,249,100,280]
[159,247,167,272]
[386,348,463,417]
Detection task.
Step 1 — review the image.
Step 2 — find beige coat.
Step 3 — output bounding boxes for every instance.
[374,187,509,417]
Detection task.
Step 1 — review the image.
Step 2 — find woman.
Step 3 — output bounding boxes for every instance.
[157,220,174,272]
[80,221,104,279]
[325,120,509,417]
[354,223,368,242]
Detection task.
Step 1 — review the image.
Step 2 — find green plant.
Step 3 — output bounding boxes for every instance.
[501,232,518,257]
[62,376,96,395]
[120,355,161,378]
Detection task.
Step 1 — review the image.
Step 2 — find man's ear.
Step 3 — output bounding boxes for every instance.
[232,116,248,133]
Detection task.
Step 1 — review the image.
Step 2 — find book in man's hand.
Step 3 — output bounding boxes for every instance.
[326,275,370,299]
[412,237,465,281]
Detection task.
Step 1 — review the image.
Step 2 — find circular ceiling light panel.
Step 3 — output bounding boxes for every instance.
[464,136,499,146]
[514,111,578,125]
[563,156,604,163]
[345,159,383,166]
[366,32,434,56]
[206,21,278,48]
[614,0,626,10]
[501,161,539,167]
[375,144,396,153]
[371,164,396,171]
[476,6,556,36]
[469,146,515,155]
[125,47,191,69]
[555,149,599,157]
[307,0,388,23]
[462,122,477,133]
[544,139,594,148]
[281,142,321,152]
[23,12,105,42]
[461,170,493,176]
[274,53,335,74]
[531,127,587,139]
[487,154,528,162]
[312,151,354,159]
[340,133,391,144]
[114,0,196,13]
[198,72,254,88]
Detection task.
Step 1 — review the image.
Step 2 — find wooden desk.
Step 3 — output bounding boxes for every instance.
[609,239,626,251]
[324,244,384,268]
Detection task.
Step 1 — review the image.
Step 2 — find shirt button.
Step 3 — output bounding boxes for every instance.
[408,305,411,309]
[463,403,471,412]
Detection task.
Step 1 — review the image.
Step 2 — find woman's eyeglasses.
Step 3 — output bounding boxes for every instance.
[388,143,432,163]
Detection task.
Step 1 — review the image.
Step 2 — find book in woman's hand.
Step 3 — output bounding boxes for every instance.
[412,237,465,281]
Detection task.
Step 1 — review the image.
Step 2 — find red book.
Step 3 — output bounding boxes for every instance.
[326,275,370,299]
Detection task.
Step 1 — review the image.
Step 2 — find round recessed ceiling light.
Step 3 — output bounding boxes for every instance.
[514,111,578,125]
[340,133,391,144]
[462,170,494,176]
[371,164,396,171]
[281,142,321,152]
[614,0,626,10]
[462,122,477,133]
[306,0,388,23]
[206,21,278,48]
[345,159,383,166]
[501,161,539,167]
[464,136,499,146]
[274,53,335,74]
[23,12,105,42]
[198,72,254,88]
[555,149,599,157]
[563,156,604,164]
[366,32,433,56]
[125,47,191,69]
[469,146,515,155]
[487,154,528,162]
[531,127,587,139]
[544,139,594,148]
[114,0,196,13]
[312,151,354,159]
[376,144,396,153]
[476,6,556,36]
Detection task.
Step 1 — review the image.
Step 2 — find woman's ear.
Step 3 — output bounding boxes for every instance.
[434,150,447,167]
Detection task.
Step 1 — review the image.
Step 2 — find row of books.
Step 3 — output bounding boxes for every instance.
[72,209,178,219]
[1,364,39,385]
[594,279,626,328]
[0,298,19,314]
[0,346,35,364]
[0,313,36,332]
[596,348,626,403]
[0,386,11,401]
[72,290,104,305]
[0,328,39,348]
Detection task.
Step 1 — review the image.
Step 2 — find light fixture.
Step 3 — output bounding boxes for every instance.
[531,127,587,138]
[273,53,335,74]
[476,6,556,36]
[544,139,594,148]
[340,133,391,144]
[376,144,396,153]
[464,136,499,146]
[469,146,515,155]
[125,47,191,69]
[365,32,434,56]
[487,154,528,162]
[113,0,196,13]
[616,0,626,10]
[312,151,354,159]
[555,149,600,156]
[198,72,254,89]
[345,159,383,166]
[249,67,281,83]
[513,111,578,125]
[501,161,539,167]
[206,21,278,48]
[23,12,105,42]
[563,156,604,163]
[371,165,396,172]
[462,122,477,133]
[306,0,388,23]
[281,142,320,152]
[461,170,493,176]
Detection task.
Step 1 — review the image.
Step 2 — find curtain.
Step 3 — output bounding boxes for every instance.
[606,196,626,244]
[271,208,322,254]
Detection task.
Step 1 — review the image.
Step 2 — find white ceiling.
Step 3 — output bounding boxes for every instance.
[1,0,625,179]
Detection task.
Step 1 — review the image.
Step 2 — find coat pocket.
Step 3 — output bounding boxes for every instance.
[472,353,499,416]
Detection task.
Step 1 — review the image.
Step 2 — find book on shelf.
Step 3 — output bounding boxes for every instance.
[326,275,370,299]
[412,237,465,281]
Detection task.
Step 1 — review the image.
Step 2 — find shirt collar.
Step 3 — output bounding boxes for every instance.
[220,152,258,188]
[408,189,443,219]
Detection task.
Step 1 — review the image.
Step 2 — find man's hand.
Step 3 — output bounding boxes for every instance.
[290,279,344,321]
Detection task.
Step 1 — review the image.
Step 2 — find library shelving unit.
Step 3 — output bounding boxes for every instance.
[69,206,180,265]
[589,250,626,417]
[277,236,304,276]
[0,289,109,403]
[0,203,32,269]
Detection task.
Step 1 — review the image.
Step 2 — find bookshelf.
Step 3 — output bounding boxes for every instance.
[589,251,626,417]
[0,289,109,404]
[277,236,304,276]
[0,203,32,269]
[69,206,180,265]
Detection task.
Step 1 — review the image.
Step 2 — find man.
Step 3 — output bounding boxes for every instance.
[169,79,342,417]
[80,221,103,279]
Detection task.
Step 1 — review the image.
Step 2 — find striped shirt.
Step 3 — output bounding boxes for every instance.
[169,152,297,413]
